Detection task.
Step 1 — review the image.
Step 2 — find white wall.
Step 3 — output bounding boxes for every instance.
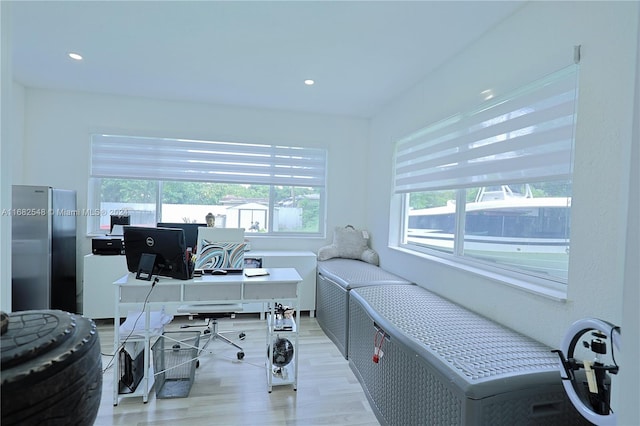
[0,4,25,311]
[618,5,640,423]
[367,1,638,420]
[13,88,369,292]
[0,1,12,312]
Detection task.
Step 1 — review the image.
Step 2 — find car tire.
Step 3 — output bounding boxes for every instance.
[1,310,103,426]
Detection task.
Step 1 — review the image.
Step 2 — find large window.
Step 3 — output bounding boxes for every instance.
[394,65,578,285]
[88,135,326,236]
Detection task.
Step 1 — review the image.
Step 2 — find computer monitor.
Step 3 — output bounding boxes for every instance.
[123,226,191,280]
[157,222,206,253]
[195,227,245,272]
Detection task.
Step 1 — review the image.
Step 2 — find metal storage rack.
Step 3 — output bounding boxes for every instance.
[265,303,299,392]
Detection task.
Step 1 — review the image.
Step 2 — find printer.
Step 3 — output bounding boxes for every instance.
[92,236,124,255]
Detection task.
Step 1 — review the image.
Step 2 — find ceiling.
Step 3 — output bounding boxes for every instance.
[10,1,524,118]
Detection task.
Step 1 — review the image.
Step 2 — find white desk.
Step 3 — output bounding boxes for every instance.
[84,251,316,319]
[113,268,302,405]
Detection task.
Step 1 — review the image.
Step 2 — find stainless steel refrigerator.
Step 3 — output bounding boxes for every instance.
[11,185,77,313]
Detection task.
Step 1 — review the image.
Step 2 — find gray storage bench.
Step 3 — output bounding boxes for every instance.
[348,285,586,426]
[316,258,413,358]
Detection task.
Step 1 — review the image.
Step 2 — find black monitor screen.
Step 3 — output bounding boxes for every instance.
[123,226,191,280]
[157,223,206,253]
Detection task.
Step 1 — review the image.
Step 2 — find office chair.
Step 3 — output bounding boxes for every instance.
[178,304,246,362]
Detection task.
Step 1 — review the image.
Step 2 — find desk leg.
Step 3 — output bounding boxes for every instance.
[113,299,120,406]
[293,299,300,391]
[142,307,151,403]
[266,301,273,393]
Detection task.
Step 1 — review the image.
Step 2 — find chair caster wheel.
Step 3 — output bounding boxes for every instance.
[237,351,245,360]
[239,332,246,340]
[203,329,211,335]
[196,359,200,368]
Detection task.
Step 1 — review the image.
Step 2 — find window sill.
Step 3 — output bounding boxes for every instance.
[85,232,328,242]
[389,245,568,302]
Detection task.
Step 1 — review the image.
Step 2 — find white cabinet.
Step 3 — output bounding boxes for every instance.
[82,254,129,319]
[83,251,317,319]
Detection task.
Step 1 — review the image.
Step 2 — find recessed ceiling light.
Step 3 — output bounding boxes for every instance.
[304,79,315,86]
[68,52,83,61]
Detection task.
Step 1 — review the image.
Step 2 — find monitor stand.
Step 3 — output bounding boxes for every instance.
[136,253,156,281]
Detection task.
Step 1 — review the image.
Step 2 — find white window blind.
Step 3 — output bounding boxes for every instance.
[394,65,579,193]
[91,134,327,187]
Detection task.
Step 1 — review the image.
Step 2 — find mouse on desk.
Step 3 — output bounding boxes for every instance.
[211,269,228,275]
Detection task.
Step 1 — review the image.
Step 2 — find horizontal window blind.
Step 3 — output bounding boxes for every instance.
[394,64,579,193]
[91,134,327,187]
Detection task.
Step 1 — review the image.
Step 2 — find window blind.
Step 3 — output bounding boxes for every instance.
[393,64,579,193]
[91,134,327,187]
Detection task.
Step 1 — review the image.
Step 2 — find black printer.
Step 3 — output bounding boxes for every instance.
[92,237,124,255]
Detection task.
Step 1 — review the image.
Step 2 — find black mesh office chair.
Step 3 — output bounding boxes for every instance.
[178,304,246,362]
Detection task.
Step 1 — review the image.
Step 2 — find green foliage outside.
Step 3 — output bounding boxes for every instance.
[101,179,317,205]
[101,179,157,203]
[299,198,320,232]
[100,178,320,231]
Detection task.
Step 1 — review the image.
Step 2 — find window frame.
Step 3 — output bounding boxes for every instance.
[392,65,579,298]
[87,135,327,238]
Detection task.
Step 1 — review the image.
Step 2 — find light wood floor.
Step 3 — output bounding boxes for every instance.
[94,314,380,426]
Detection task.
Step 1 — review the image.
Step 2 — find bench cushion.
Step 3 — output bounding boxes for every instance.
[317,258,412,289]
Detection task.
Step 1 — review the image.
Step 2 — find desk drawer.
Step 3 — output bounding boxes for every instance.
[184,282,242,301]
[244,281,297,300]
[120,285,182,303]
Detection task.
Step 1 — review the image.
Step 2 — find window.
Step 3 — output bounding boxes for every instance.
[394,65,578,285]
[88,135,326,236]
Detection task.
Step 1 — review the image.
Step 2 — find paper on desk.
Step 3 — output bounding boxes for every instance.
[244,268,269,277]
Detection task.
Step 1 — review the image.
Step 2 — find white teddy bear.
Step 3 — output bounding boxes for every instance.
[317,225,379,265]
